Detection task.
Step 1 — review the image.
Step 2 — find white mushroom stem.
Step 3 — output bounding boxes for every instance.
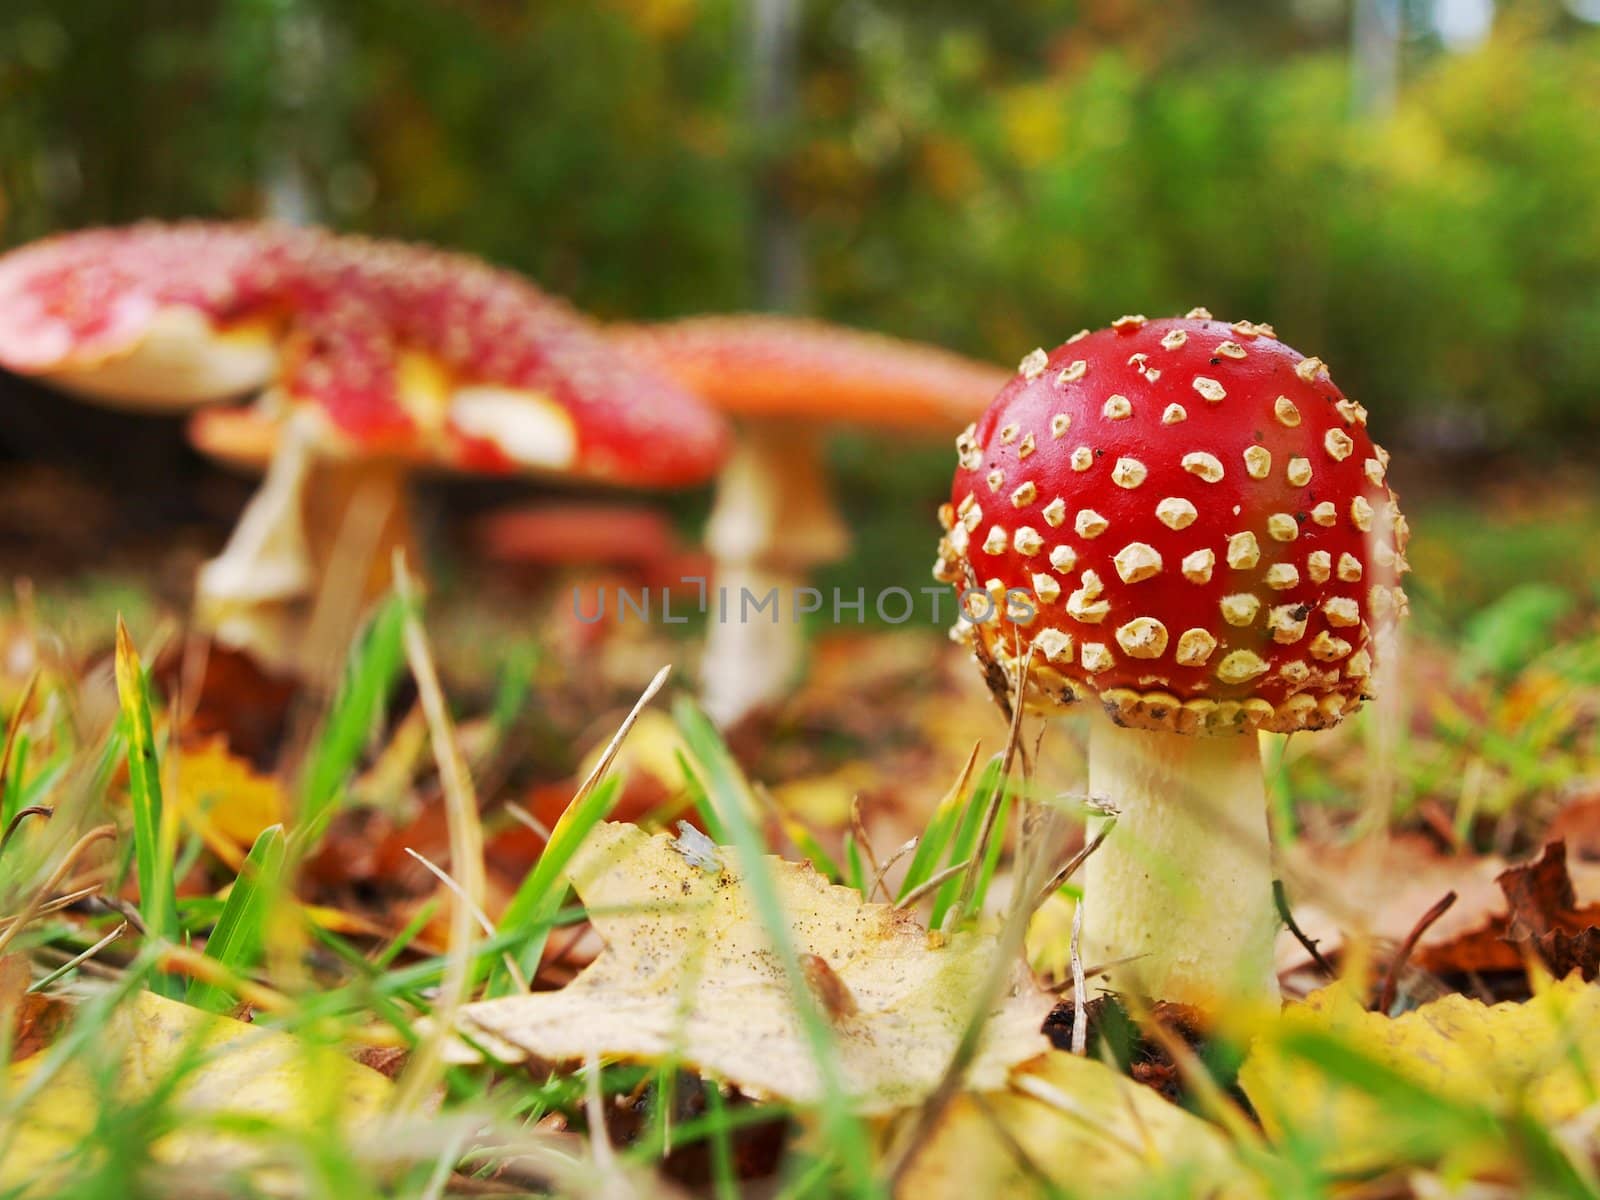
[1080,714,1280,1009]
[196,413,416,682]
[699,422,848,727]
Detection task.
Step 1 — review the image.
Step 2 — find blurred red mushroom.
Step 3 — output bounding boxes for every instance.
[473,502,684,574]
[615,314,1007,726]
[471,501,710,657]
[0,221,730,678]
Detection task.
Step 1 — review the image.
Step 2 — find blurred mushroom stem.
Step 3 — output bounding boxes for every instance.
[699,423,847,726]
[1080,715,1279,1009]
[195,413,417,683]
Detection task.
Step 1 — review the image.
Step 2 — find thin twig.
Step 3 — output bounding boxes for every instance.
[502,802,551,843]
[849,796,889,903]
[1031,822,1117,913]
[29,921,127,993]
[1377,889,1457,1015]
[867,836,919,901]
[404,846,528,993]
[1273,878,1335,979]
[892,858,973,911]
[0,823,116,957]
[0,806,51,858]
[1068,901,1088,1056]
[391,555,488,1116]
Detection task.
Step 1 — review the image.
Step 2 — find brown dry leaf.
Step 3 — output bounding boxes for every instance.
[451,822,1052,1112]
[1417,841,1600,979]
[0,989,391,1190]
[170,734,287,866]
[1275,835,1511,975]
[894,1051,1259,1199]
[1240,975,1600,1176]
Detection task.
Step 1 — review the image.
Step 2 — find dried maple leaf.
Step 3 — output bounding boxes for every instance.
[451,822,1052,1112]
[1241,975,1600,1176]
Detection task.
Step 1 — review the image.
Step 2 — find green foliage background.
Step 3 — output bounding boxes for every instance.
[1,0,1597,453]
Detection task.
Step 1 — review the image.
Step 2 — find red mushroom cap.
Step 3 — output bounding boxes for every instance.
[935,312,1410,735]
[612,315,1009,431]
[266,234,732,488]
[2,222,729,488]
[0,222,284,406]
[472,502,682,569]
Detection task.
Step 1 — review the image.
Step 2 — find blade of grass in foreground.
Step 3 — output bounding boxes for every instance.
[896,742,981,903]
[674,697,875,1197]
[114,618,179,996]
[928,755,1005,930]
[297,595,408,841]
[187,824,286,1013]
[488,666,672,996]
[488,776,621,997]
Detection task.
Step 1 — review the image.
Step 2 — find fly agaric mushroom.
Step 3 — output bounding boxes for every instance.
[0,221,728,677]
[0,222,287,408]
[616,315,1008,727]
[935,312,1409,1008]
[181,232,728,677]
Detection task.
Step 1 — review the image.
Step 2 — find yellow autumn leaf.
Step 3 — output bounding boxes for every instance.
[1239,975,1600,1175]
[0,989,391,1192]
[170,735,287,866]
[451,822,1052,1112]
[895,1051,1260,1199]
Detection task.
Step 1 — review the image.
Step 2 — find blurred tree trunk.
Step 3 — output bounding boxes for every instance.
[749,0,806,311]
[1350,0,1401,116]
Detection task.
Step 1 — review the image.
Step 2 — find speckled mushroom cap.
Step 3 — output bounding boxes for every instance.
[933,311,1410,735]
[612,315,1009,431]
[272,236,730,488]
[2,221,731,489]
[0,222,286,407]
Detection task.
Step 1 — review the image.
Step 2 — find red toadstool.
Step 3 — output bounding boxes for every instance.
[0,222,285,408]
[0,221,728,678]
[935,311,1409,1007]
[182,231,728,676]
[616,314,1008,727]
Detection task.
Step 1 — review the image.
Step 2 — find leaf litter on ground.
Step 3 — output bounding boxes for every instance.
[446,821,1053,1112]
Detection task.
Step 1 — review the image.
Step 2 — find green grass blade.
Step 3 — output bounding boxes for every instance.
[896,750,979,902]
[186,824,286,1012]
[969,789,1011,918]
[490,644,538,733]
[488,776,622,996]
[673,697,875,1196]
[928,755,1004,930]
[114,618,179,994]
[297,595,408,840]
[1,733,29,831]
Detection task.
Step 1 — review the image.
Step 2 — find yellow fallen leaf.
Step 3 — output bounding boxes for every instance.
[453,822,1051,1112]
[170,736,287,866]
[0,989,390,1191]
[895,1051,1259,1199]
[1239,975,1600,1175]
